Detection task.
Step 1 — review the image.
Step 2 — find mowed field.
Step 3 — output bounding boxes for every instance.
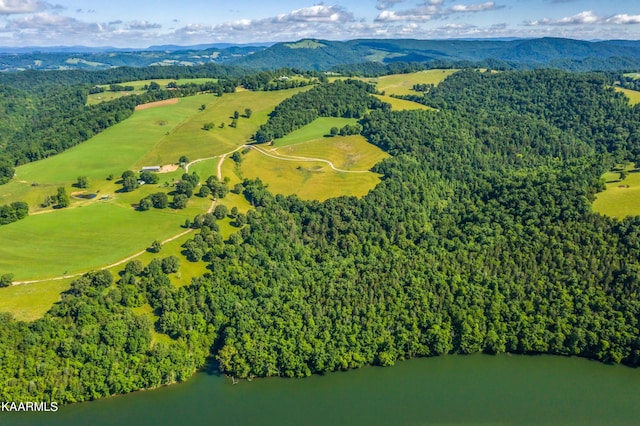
[616,87,640,106]
[593,166,640,218]
[367,69,458,96]
[135,87,312,166]
[276,135,389,171]
[241,116,390,201]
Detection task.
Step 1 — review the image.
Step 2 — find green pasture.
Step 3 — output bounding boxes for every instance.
[0,278,71,322]
[374,69,458,96]
[276,134,389,171]
[374,94,431,111]
[241,149,383,201]
[593,165,640,218]
[136,87,311,166]
[273,117,358,147]
[0,201,197,281]
[615,87,640,105]
[330,70,457,95]
[12,95,210,187]
[87,91,137,105]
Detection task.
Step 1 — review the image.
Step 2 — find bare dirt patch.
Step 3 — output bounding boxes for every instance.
[135,98,179,111]
[158,164,179,173]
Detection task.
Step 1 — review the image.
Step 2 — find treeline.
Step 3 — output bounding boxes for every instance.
[0,201,28,225]
[240,68,326,91]
[0,63,249,92]
[1,79,237,167]
[254,79,388,143]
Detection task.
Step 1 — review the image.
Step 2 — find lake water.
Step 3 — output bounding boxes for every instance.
[3,354,640,425]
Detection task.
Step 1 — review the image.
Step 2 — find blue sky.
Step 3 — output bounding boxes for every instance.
[0,0,639,47]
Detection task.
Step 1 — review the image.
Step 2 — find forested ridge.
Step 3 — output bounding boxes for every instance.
[3,69,640,403]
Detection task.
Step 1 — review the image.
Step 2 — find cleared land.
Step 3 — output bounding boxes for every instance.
[276,134,389,171]
[135,87,311,167]
[593,166,640,218]
[274,117,359,147]
[616,87,640,105]
[241,148,382,201]
[374,94,430,111]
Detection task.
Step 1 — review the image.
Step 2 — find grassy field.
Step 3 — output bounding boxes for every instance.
[0,278,71,321]
[593,165,640,218]
[374,94,431,111]
[241,149,383,201]
[273,117,358,148]
[616,87,640,105]
[0,201,200,281]
[135,87,311,166]
[330,69,457,96]
[276,134,389,171]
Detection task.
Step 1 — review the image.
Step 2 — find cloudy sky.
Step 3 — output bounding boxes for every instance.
[0,0,639,47]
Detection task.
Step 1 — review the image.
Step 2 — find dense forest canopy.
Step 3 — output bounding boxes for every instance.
[3,68,640,404]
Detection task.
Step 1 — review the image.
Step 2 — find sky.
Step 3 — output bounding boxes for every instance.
[0,0,639,48]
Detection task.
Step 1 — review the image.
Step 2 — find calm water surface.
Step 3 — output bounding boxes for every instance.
[3,354,640,425]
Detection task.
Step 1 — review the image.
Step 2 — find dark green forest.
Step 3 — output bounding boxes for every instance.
[3,69,640,403]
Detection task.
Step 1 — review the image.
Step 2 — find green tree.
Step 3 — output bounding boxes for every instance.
[161,256,180,274]
[76,176,89,188]
[244,108,252,118]
[203,122,215,131]
[122,175,139,192]
[198,185,212,198]
[150,240,162,253]
[213,204,228,220]
[138,197,152,211]
[0,273,13,287]
[233,110,240,119]
[173,194,189,209]
[56,187,69,208]
[330,127,339,136]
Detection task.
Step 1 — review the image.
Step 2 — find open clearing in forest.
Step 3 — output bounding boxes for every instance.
[273,117,359,147]
[374,94,431,111]
[373,69,458,96]
[593,165,640,218]
[276,134,389,171]
[616,87,640,105]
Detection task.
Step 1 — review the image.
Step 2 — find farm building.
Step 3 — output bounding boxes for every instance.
[141,166,161,172]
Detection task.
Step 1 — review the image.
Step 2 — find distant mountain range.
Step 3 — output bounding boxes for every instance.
[2,38,640,72]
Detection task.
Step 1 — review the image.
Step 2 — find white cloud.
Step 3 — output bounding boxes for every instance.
[450,2,501,13]
[171,5,357,43]
[376,0,406,11]
[0,0,55,15]
[526,10,640,26]
[375,1,503,23]
[127,20,162,30]
[605,14,640,25]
